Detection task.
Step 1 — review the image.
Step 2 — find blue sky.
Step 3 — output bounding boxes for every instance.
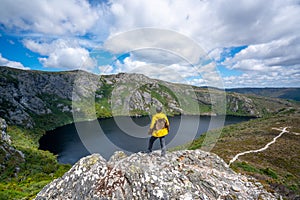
[0,0,299,88]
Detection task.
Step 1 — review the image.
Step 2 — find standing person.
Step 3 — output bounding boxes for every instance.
[147,106,170,156]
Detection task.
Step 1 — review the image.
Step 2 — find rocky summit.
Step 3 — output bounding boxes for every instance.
[35,150,277,200]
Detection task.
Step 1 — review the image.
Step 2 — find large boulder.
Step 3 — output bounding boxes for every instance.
[35,150,277,200]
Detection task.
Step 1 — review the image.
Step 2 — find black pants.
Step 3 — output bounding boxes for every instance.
[148,136,166,156]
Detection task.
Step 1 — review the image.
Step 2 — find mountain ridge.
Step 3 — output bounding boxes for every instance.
[227,87,300,101]
[0,66,297,129]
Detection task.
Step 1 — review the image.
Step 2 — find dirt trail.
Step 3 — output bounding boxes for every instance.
[228,127,289,167]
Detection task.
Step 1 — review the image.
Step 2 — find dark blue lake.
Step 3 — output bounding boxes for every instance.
[39,115,253,164]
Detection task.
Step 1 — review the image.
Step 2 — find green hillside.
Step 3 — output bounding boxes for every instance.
[173,111,300,199]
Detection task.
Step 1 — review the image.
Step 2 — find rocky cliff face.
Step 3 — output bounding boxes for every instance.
[35,150,277,200]
[0,66,294,128]
[0,67,99,128]
[0,118,25,177]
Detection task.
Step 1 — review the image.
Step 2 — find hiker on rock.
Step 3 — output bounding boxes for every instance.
[147,106,170,156]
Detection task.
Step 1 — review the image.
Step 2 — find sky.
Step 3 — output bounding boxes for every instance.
[0,0,299,88]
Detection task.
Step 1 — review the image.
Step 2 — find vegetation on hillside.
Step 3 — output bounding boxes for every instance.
[172,111,300,199]
[0,126,71,200]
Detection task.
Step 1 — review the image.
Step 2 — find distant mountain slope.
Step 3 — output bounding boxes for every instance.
[226,88,300,101]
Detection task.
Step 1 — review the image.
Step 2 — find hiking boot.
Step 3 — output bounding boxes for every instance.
[145,150,152,154]
[161,149,166,157]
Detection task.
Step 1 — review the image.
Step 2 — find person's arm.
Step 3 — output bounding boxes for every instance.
[165,116,170,132]
[148,115,156,135]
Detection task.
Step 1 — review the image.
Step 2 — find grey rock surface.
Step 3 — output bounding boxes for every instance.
[0,118,25,177]
[0,118,10,144]
[35,150,277,200]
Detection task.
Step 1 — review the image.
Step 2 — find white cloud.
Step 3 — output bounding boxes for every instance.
[0,53,29,70]
[208,48,223,62]
[106,0,300,48]
[104,28,206,64]
[220,36,300,87]
[223,66,300,88]
[99,65,114,74]
[39,47,94,70]
[24,39,96,70]
[129,49,184,66]
[0,0,99,35]
[101,0,300,87]
[226,37,300,68]
[112,56,189,82]
[112,55,220,85]
[187,78,206,86]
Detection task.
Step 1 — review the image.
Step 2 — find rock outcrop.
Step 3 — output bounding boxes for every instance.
[0,67,99,128]
[35,150,277,200]
[0,118,25,177]
[0,118,11,144]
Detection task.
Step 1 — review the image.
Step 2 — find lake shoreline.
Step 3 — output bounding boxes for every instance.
[40,115,255,164]
[63,113,258,127]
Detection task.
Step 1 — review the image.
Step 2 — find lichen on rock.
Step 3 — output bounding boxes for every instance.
[35,150,278,200]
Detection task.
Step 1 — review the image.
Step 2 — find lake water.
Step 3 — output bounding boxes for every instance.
[39,115,253,164]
